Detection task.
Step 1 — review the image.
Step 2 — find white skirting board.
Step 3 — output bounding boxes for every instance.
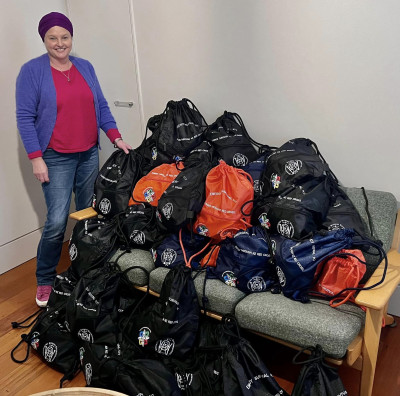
[0,220,75,276]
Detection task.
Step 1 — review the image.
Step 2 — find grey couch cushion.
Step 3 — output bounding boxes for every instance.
[343,187,397,254]
[149,267,245,315]
[111,249,155,286]
[235,292,365,358]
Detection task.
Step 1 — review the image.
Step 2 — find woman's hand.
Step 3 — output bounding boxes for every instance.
[31,157,49,183]
[114,138,132,154]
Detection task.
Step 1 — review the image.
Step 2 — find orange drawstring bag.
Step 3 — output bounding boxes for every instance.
[129,162,183,207]
[193,160,254,241]
[311,249,366,307]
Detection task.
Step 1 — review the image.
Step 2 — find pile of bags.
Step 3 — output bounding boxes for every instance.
[11,98,387,395]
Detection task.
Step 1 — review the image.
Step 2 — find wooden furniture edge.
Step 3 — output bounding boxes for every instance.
[69,207,98,221]
[355,249,400,309]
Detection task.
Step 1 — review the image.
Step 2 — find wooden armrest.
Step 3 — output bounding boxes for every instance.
[355,248,400,310]
[69,207,98,221]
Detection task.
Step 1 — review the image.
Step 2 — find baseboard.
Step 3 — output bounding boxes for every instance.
[0,220,75,275]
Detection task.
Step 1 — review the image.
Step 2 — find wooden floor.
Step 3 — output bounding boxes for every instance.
[0,243,399,396]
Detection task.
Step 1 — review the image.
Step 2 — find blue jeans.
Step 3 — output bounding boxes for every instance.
[36,146,99,285]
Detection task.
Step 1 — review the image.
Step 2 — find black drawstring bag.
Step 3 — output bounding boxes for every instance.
[197,315,289,396]
[92,148,143,218]
[68,216,118,278]
[253,177,336,240]
[117,203,165,250]
[121,264,200,360]
[113,358,182,396]
[205,111,265,167]
[322,186,372,239]
[46,266,78,309]
[11,304,80,387]
[292,344,347,396]
[156,141,217,234]
[258,138,337,200]
[138,98,208,173]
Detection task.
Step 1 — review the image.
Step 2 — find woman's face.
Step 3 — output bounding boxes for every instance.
[44,26,72,63]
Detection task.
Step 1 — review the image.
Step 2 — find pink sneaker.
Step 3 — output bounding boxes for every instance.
[35,285,52,307]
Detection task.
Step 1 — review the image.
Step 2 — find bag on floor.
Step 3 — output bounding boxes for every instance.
[198,315,289,396]
[241,151,271,195]
[156,141,217,233]
[11,304,80,387]
[292,345,347,396]
[47,266,78,308]
[68,216,118,277]
[92,148,143,218]
[121,264,200,359]
[193,160,254,241]
[205,111,265,167]
[130,162,183,207]
[114,358,182,396]
[66,262,150,346]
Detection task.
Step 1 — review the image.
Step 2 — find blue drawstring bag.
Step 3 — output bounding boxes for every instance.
[273,229,355,302]
[241,152,270,196]
[209,226,277,293]
[152,228,210,269]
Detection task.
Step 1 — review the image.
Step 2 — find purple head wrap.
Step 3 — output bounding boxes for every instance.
[38,12,73,41]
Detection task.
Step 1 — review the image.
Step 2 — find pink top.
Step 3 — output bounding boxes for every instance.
[43,64,120,155]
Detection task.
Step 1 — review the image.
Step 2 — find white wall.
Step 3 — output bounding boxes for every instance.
[0,0,68,274]
[132,0,400,202]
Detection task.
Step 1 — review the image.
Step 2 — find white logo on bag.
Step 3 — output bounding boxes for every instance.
[247,276,267,292]
[276,266,286,287]
[285,159,302,175]
[277,220,294,238]
[161,248,177,266]
[43,342,58,362]
[328,223,345,231]
[162,203,174,220]
[98,198,111,214]
[176,372,193,390]
[69,243,77,261]
[253,180,263,194]
[78,329,94,343]
[155,338,175,356]
[85,363,92,385]
[130,230,146,245]
[233,153,248,167]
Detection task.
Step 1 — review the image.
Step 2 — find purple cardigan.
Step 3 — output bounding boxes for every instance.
[16,53,118,157]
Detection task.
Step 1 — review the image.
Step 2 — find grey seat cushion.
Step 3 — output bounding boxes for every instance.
[150,267,246,315]
[111,249,155,286]
[235,292,365,358]
[343,187,397,254]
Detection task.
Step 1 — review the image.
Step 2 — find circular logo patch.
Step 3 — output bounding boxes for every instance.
[285,159,302,175]
[247,276,266,292]
[161,248,177,266]
[276,266,286,287]
[130,230,146,245]
[143,187,155,203]
[277,219,294,238]
[222,271,237,287]
[69,243,78,261]
[162,203,174,220]
[98,198,111,215]
[233,153,248,167]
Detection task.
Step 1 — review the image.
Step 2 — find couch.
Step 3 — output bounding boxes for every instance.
[70,187,400,396]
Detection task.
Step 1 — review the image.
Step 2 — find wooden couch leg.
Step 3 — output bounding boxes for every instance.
[360,308,383,396]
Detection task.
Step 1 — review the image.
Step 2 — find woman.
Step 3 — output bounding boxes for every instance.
[16,11,132,307]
